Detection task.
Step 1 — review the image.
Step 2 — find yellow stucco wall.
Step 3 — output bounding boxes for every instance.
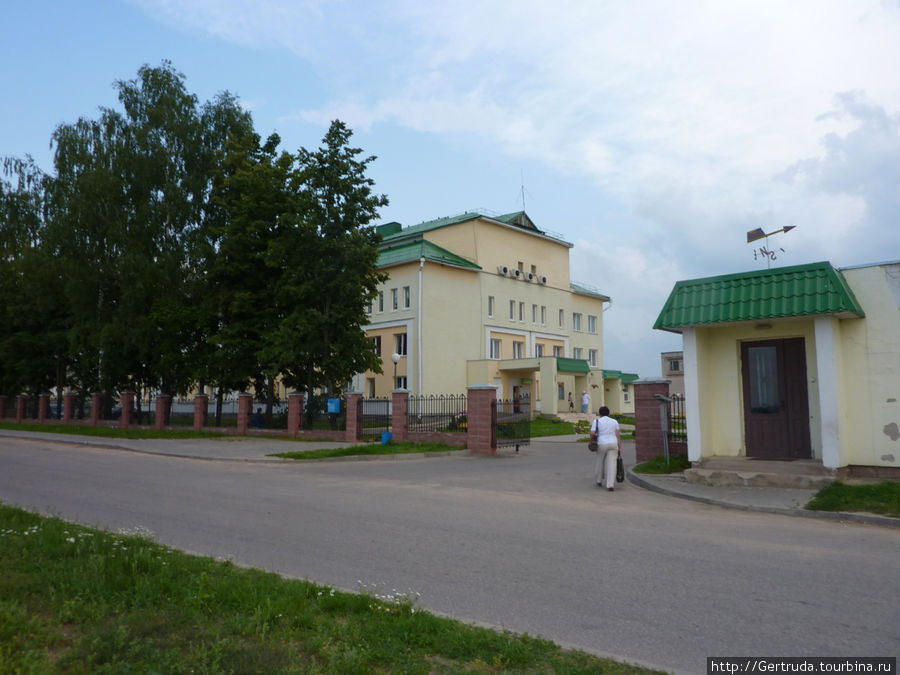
[696,320,820,458]
[838,264,900,468]
[425,218,571,288]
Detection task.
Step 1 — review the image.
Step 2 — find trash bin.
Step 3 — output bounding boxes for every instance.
[381,432,392,445]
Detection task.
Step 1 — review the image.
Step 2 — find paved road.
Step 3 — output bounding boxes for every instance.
[1,434,897,674]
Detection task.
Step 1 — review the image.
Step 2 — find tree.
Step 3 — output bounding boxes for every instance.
[263,121,388,400]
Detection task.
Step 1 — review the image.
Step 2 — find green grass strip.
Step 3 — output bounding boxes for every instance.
[0,504,658,673]
[632,454,692,474]
[272,441,463,460]
[805,481,900,517]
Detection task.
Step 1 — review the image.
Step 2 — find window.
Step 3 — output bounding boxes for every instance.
[558,384,565,400]
[573,347,583,360]
[391,288,399,311]
[519,302,525,322]
[588,315,597,333]
[488,296,494,317]
[623,391,630,403]
[509,300,516,320]
[513,341,524,359]
[559,309,564,327]
[396,376,408,390]
[403,286,410,309]
[553,345,563,358]
[367,378,376,398]
[490,339,501,360]
[589,349,598,367]
[532,304,537,323]
[395,333,407,356]
[372,336,381,357]
[378,291,384,313]
[573,313,582,331]
[669,359,681,373]
[541,306,546,325]
[535,344,544,357]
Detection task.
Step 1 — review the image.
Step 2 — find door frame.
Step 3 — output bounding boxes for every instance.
[741,337,812,460]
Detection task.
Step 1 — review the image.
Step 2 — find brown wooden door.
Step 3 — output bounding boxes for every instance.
[741,338,811,460]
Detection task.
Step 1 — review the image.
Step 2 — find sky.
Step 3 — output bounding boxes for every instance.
[3,0,899,380]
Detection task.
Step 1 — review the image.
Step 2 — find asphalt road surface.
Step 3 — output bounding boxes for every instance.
[1,434,897,674]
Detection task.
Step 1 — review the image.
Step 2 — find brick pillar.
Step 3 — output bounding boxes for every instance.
[466,385,498,456]
[193,394,208,431]
[120,392,134,428]
[16,395,26,423]
[634,379,670,464]
[288,393,304,437]
[63,393,76,422]
[155,395,171,430]
[236,393,252,435]
[90,393,103,426]
[391,389,408,442]
[345,392,362,442]
[38,394,50,423]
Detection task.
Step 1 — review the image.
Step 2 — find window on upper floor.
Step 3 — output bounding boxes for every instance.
[391,288,399,311]
[490,338,502,360]
[559,309,565,328]
[535,344,544,358]
[541,306,546,325]
[573,313,583,331]
[403,286,410,309]
[519,302,525,322]
[669,359,682,373]
[513,341,524,359]
[488,296,494,317]
[532,304,537,323]
[589,349,598,367]
[509,300,516,320]
[372,336,381,357]
[378,291,384,313]
[395,333,407,356]
[588,315,597,333]
[553,345,564,358]
[573,347,583,360]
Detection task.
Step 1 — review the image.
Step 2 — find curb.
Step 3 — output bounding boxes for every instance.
[627,469,900,529]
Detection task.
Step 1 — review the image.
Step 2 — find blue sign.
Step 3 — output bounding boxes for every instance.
[327,398,341,414]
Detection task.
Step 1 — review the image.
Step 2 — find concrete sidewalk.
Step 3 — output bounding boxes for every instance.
[627,466,899,528]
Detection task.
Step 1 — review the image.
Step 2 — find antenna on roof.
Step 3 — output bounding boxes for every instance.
[519,169,533,212]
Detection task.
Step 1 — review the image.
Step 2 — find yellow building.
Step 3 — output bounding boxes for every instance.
[654,260,900,473]
[352,211,610,415]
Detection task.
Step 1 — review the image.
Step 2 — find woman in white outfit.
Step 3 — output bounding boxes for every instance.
[591,406,621,491]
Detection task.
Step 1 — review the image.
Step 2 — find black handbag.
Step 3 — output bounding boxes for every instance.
[588,438,598,452]
[616,456,625,482]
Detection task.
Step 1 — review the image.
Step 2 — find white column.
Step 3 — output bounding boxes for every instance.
[683,327,703,462]
[815,316,842,469]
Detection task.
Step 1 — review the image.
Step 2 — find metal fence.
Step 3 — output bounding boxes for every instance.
[667,394,687,445]
[493,398,530,451]
[407,394,467,433]
[357,397,391,440]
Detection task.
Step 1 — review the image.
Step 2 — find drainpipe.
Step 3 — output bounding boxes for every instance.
[418,257,425,396]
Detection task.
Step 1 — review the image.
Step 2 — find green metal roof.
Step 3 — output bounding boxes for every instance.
[556,357,591,373]
[380,210,548,243]
[377,239,482,270]
[653,261,865,333]
[570,282,611,302]
[603,369,639,384]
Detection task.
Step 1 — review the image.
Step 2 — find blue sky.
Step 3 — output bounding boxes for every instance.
[3,0,899,380]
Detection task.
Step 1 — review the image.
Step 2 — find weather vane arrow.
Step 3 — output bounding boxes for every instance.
[746,225,795,243]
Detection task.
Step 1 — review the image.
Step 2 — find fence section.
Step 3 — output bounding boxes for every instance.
[407,394,467,433]
[357,397,392,441]
[492,398,530,451]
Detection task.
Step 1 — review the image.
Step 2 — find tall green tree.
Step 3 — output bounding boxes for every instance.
[264,121,388,398]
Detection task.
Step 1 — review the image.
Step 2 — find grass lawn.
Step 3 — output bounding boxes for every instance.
[0,421,229,440]
[0,504,658,673]
[632,454,692,474]
[529,417,576,437]
[272,441,463,460]
[805,481,900,518]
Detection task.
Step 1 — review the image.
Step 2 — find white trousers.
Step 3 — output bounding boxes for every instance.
[594,443,618,489]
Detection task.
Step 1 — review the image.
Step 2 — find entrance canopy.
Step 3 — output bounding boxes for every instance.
[653,261,865,333]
